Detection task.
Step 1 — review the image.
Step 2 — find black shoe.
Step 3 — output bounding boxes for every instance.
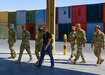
[49,65,54,68]
[35,65,41,68]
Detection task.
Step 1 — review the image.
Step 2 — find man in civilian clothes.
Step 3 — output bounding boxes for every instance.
[35,26,54,68]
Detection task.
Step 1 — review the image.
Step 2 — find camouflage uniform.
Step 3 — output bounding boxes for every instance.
[68,31,76,59]
[35,31,43,61]
[91,28,105,65]
[75,28,86,63]
[8,28,17,58]
[17,30,32,62]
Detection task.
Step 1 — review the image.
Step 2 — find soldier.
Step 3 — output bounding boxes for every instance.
[35,25,43,64]
[8,24,17,59]
[91,25,105,66]
[68,26,76,61]
[16,25,32,62]
[73,23,86,64]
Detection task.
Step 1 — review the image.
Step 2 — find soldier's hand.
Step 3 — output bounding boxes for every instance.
[91,45,93,48]
[83,44,85,47]
[44,46,48,51]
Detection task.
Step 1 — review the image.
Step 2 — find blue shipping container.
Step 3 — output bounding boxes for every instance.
[16,10,26,25]
[58,7,71,24]
[35,10,46,26]
[87,4,103,23]
[58,23,71,41]
[86,23,103,43]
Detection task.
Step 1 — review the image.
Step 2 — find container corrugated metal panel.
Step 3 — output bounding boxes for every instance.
[8,12,16,24]
[71,23,86,32]
[16,10,26,25]
[26,24,36,39]
[35,10,46,26]
[103,4,105,22]
[55,24,59,40]
[58,7,71,24]
[87,4,103,23]
[86,23,103,43]
[0,25,8,39]
[17,25,25,39]
[56,8,58,24]
[58,23,71,41]
[0,12,8,23]
[71,5,86,23]
[26,10,35,24]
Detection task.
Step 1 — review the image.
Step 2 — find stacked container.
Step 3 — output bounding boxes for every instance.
[16,10,26,39]
[86,4,103,43]
[35,10,46,34]
[103,3,105,33]
[71,5,87,31]
[0,12,8,39]
[58,7,71,41]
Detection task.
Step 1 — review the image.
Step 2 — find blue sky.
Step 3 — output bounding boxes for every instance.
[0,0,105,11]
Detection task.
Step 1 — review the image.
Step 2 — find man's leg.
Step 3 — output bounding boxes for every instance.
[26,46,32,62]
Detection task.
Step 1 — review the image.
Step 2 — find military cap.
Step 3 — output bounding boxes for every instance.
[96,25,100,29]
[22,25,26,29]
[75,23,81,27]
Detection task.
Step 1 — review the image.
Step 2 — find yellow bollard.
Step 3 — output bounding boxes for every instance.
[63,34,67,55]
[52,34,55,56]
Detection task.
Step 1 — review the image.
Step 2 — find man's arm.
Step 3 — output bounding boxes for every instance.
[44,38,51,51]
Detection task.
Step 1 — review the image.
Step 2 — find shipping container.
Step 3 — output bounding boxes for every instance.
[26,24,36,40]
[56,8,58,24]
[17,25,25,39]
[86,23,103,43]
[58,7,71,24]
[103,3,105,22]
[103,23,105,33]
[0,25,8,39]
[71,23,86,31]
[26,10,35,24]
[16,10,26,25]
[55,24,59,41]
[87,4,103,23]
[8,12,16,24]
[71,5,86,23]
[0,12,8,23]
[58,23,71,41]
[35,10,46,26]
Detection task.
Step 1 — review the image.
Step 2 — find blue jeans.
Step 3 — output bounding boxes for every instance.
[38,45,54,66]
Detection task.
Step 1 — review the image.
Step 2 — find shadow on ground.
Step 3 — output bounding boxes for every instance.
[0,58,97,75]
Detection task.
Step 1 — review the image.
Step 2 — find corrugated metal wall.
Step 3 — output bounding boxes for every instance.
[87,4,103,23]
[86,23,103,43]
[35,10,46,26]
[0,12,8,23]
[8,12,16,24]
[17,25,24,39]
[0,23,8,39]
[26,10,35,24]
[16,10,26,25]
[58,7,71,24]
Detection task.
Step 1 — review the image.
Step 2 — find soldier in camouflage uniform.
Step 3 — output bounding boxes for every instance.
[8,24,17,59]
[91,25,105,66]
[68,26,76,61]
[73,23,86,64]
[16,25,32,62]
[35,25,43,64]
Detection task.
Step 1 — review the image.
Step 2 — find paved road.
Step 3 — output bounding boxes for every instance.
[0,40,105,75]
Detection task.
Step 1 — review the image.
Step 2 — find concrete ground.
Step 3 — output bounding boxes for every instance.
[0,40,105,75]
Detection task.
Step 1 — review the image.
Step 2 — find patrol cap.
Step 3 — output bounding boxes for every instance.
[75,23,81,27]
[8,24,12,27]
[38,25,43,29]
[95,25,100,29]
[22,25,26,29]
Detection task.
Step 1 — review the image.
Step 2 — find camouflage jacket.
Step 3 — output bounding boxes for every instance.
[21,30,30,45]
[8,28,17,43]
[91,30,105,47]
[68,31,76,44]
[36,31,43,45]
[76,29,86,45]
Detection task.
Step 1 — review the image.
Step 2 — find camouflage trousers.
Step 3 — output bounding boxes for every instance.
[75,44,85,61]
[18,44,32,61]
[35,44,42,60]
[70,44,76,58]
[94,46,104,64]
[8,42,16,58]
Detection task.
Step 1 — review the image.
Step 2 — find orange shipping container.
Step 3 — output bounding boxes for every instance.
[26,24,36,39]
[103,4,105,22]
